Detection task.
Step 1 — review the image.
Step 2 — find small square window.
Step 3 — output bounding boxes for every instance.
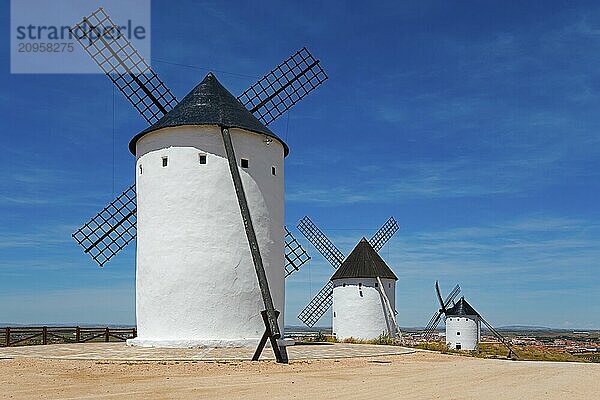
[271,166,276,176]
[199,154,207,164]
[375,282,379,287]
[241,158,249,168]
[457,332,461,336]
[162,156,168,167]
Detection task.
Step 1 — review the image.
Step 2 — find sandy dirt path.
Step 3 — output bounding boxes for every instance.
[1,351,599,399]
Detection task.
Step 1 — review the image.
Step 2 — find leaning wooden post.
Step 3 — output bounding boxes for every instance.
[105,327,110,342]
[75,326,81,342]
[42,326,47,345]
[5,327,10,347]
[221,127,287,363]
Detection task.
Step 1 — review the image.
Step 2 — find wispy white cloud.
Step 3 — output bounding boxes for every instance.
[570,16,600,37]
[286,149,583,204]
[384,216,600,284]
[0,224,74,249]
[0,163,112,208]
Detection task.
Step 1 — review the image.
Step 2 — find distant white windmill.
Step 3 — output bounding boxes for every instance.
[296,217,401,340]
[67,8,327,362]
[443,297,481,350]
[423,281,518,358]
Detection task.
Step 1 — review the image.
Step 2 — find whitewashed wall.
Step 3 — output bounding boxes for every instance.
[445,316,480,350]
[332,277,396,340]
[128,125,285,347]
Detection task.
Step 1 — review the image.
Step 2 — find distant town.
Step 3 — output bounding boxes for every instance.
[285,326,600,363]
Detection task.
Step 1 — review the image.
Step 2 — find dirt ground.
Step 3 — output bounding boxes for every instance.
[1,351,599,399]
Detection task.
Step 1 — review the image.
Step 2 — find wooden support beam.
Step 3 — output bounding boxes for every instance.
[376,277,402,340]
[252,311,288,363]
[221,127,287,364]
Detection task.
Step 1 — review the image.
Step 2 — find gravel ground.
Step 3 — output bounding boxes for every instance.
[1,350,599,399]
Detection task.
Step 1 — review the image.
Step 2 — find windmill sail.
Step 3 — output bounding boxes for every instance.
[72,184,137,267]
[69,11,329,268]
[238,47,328,126]
[369,217,399,252]
[423,310,444,339]
[297,216,344,269]
[70,7,178,124]
[423,283,461,339]
[298,281,334,327]
[284,227,311,277]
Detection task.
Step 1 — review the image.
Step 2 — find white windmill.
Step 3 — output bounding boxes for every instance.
[423,282,518,358]
[443,297,481,350]
[68,8,326,362]
[296,217,401,340]
[330,238,399,340]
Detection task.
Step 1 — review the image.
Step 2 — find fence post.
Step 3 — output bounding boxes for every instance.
[76,326,81,343]
[5,327,10,347]
[105,327,109,342]
[42,326,47,345]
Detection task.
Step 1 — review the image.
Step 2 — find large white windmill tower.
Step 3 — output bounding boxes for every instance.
[128,73,288,348]
[68,8,325,360]
[330,238,399,340]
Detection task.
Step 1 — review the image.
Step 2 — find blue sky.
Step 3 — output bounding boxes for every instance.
[1,0,599,329]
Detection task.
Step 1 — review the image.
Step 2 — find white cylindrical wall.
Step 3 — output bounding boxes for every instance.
[445,316,480,350]
[128,125,285,347]
[332,277,396,340]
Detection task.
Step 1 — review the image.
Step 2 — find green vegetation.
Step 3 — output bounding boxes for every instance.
[477,343,584,362]
[414,341,453,353]
[314,331,329,342]
[413,341,593,363]
[301,331,337,343]
[342,334,401,346]
[305,333,401,345]
[576,353,600,363]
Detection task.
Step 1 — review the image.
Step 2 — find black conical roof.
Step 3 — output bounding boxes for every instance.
[330,238,398,281]
[129,73,288,155]
[445,297,479,317]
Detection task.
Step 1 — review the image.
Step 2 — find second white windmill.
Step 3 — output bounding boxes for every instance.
[296,217,401,340]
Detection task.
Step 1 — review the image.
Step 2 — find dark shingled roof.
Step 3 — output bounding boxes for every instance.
[129,73,289,156]
[445,297,479,317]
[330,238,398,281]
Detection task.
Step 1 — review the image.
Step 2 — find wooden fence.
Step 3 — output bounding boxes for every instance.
[0,326,136,347]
